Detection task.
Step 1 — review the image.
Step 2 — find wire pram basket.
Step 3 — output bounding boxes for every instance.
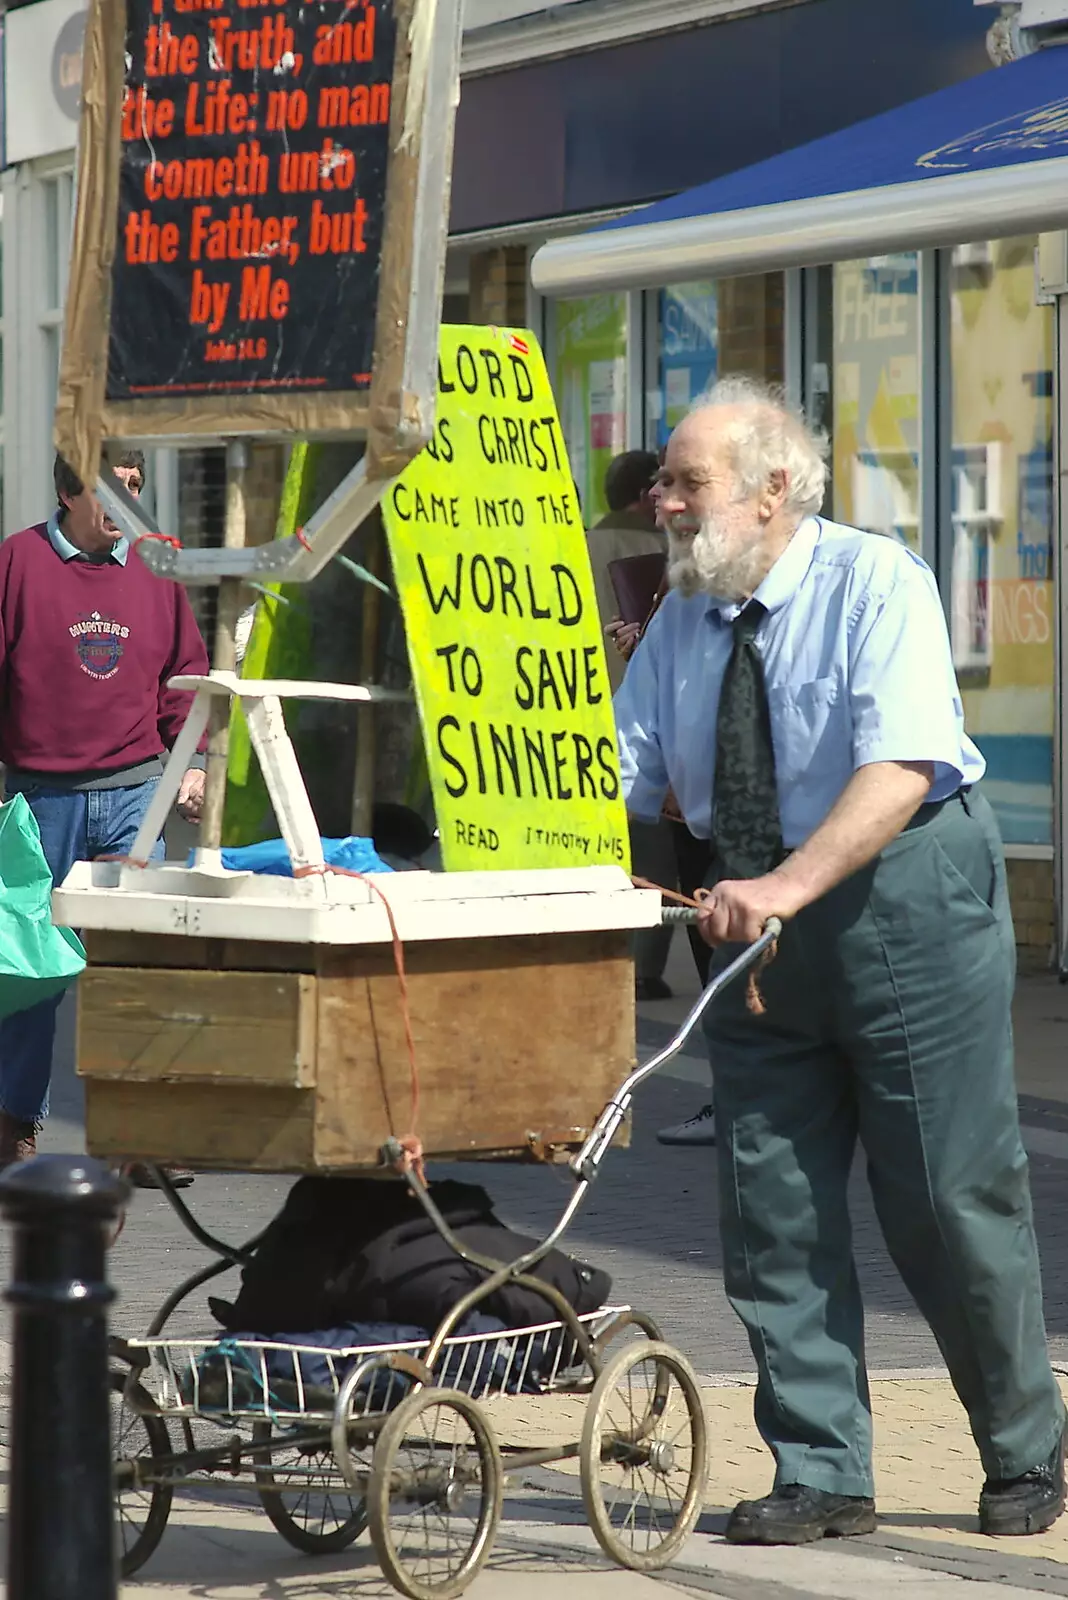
[129,1303,632,1425]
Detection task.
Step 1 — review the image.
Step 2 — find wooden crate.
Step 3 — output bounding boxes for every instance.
[79,929,635,1172]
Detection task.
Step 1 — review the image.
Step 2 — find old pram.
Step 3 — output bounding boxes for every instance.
[106,919,779,1600]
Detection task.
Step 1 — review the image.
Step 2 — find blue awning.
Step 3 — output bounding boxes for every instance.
[532,46,1068,295]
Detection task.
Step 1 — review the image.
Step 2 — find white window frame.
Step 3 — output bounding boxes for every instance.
[2,153,75,535]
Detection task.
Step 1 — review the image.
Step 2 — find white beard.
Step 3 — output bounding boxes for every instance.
[666,535,702,598]
[668,509,764,601]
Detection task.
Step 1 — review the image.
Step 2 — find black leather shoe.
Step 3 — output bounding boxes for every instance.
[979,1425,1066,1536]
[726,1484,876,1545]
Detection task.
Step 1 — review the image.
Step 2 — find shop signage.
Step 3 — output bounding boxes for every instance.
[55,0,451,483]
[5,0,88,164]
[919,94,1068,172]
[384,325,630,872]
[51,9,86,119]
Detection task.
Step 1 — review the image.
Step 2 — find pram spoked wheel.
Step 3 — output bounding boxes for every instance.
[110,1369,173,1578]
[580,1338,707,1571]
[252,1422,368,1553]
[368,1387,503,1600]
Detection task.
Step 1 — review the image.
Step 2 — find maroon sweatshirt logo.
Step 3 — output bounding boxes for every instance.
[69,611,130,680]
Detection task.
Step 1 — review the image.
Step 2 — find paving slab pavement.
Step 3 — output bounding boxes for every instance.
[43,1375,1068,1599]
[6,944,1068,1593]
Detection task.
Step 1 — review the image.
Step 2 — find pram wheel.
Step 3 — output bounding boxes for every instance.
[110,1369,173,1577]
[368,1387,503,1600]
[580,1338,707,1571]
[592,1308,663,1360]
[252,1422,368,1552]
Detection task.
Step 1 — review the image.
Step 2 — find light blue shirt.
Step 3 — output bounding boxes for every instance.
[46,510,129,565]
[614,516,986,848]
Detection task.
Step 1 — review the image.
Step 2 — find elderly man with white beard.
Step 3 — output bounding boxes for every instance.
[613,375,1064,1545]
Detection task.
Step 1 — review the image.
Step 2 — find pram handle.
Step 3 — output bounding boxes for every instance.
[569,917,782,1185]
[660,904,702,925]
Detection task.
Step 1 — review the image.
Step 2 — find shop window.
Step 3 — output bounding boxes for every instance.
[551,293,627,523]
[949,236,1054,849]
[647,281,718,451]
[646,275,784,453]
[829,254,921,549]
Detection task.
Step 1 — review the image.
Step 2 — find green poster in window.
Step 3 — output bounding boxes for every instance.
[553,295,628,522]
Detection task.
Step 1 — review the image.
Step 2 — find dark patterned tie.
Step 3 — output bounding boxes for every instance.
[711,599,784,880]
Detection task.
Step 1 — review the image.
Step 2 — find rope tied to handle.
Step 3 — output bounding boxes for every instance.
[631,875,779,1016]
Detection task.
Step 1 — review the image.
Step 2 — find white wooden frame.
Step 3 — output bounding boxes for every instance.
[127,672,410,878]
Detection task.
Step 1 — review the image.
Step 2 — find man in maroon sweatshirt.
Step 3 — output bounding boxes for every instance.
[0,450,208,1171]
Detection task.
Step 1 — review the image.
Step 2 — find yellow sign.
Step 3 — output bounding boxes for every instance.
[383,326,629,872]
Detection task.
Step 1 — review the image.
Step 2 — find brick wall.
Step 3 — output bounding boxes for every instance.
[468,247,529,326]
[1007,858,1055,971]
[718,273,785,385]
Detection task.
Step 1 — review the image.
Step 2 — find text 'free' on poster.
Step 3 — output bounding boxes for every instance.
[383,326,630,873]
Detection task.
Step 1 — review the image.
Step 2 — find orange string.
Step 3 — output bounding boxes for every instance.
[294,527,314,552]
[296,862,423,1179]
[631,875,701,910]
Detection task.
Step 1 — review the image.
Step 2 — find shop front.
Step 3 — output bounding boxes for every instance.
[531,37,1068,965]
[4,0,1053,941]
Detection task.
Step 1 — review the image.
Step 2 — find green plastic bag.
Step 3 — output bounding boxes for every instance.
[0,794,85,1019]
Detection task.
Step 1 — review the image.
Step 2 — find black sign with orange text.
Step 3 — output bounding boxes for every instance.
[106,0,395,401]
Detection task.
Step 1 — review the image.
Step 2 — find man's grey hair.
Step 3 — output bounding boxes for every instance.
[688,375,829,518]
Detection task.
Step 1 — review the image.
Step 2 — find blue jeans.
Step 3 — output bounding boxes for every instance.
[0,778,164,1124]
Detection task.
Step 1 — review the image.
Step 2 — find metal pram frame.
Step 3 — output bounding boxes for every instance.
[109,920,779,1600]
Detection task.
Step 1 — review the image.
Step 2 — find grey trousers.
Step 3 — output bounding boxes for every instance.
[703,789,1063,1497]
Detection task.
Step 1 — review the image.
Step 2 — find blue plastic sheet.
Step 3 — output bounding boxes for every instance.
[195,836,394,877]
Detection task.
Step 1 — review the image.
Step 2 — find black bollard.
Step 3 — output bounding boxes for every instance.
[0,1155,128,1600]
